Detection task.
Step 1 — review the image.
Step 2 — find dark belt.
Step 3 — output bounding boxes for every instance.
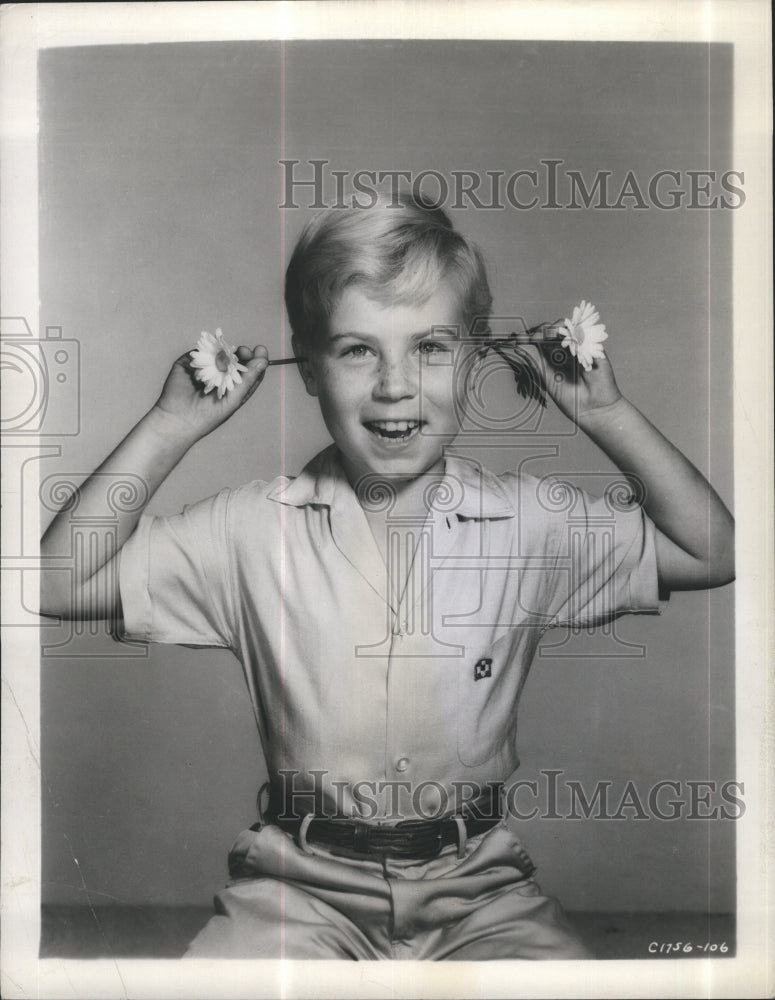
[259,785,518,863]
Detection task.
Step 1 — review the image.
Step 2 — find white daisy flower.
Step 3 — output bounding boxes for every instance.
[561,301,608,372]
[189,328,247,399]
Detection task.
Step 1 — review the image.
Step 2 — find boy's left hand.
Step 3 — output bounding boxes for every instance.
[526,324,623,425]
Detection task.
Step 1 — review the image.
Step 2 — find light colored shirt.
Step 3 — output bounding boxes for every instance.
[118,445,663,820]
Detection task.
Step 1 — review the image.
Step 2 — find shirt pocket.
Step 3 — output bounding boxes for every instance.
[456,636,521,768]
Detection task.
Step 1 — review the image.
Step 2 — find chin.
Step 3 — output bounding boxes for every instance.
[367,452,445,480]
[336,426,454,484]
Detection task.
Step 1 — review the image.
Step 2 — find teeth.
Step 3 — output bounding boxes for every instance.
[369,420,419,431]
[365,419,421,441]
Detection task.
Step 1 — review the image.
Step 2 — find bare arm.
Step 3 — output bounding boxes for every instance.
[578,395,735,592]
[528,331,735,594]
[40,345,269,620]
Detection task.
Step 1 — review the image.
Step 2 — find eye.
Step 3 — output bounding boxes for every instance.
[342,344,372,359]
[418,340,452,356]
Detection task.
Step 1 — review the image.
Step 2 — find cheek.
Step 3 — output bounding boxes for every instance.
[316,369,364,422]
[420,363,459,411]
[450,351,483,410]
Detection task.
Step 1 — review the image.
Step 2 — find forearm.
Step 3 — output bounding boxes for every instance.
[578,396,735,588]
[40,406,198,616]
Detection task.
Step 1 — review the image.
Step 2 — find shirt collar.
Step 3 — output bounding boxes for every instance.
[267,445,514,521]
[266,444,340,508]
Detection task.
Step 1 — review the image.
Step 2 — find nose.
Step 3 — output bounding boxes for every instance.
[373,354,418,401]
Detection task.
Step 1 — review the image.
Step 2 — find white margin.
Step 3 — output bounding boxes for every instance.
[1,2,771,998]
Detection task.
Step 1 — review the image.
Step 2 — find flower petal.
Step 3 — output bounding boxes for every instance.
[190,327,248,396]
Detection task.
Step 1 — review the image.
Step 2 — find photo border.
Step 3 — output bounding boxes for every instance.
[1,2,771,997]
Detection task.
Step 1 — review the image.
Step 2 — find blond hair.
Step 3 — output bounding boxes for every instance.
[285,188,492,347]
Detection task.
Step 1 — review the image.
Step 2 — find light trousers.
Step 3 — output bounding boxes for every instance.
[184,821,591,960]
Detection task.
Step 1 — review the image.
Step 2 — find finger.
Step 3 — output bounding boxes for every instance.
[527,324,573,372]
[245,346,268,374]
[178,352,198,377]
[235,345,257,363]
[232,344,267,374]
[528,322,564,350]
[239,350,268,395]
[236,344,266,366]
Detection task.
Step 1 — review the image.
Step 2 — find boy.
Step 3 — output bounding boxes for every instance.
[40,191,735,960]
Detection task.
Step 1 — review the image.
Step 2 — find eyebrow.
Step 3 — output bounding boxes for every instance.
[328,328,458,342]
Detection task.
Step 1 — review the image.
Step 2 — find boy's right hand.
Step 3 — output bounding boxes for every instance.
[151,345,269,444]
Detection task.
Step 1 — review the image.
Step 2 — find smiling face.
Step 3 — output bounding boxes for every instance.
[298,282,476,490]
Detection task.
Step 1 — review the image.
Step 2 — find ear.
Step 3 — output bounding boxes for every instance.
[292,334,318,397]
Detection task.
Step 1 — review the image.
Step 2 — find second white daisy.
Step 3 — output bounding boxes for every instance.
[190,328,248,399]
[561,301,608,372]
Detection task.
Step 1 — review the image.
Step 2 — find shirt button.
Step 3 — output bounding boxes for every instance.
[395,757,410,772]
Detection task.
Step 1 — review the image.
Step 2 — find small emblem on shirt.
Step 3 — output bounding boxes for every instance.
[474,658,492,681]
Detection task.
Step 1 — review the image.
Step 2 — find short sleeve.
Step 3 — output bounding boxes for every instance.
[539,483,665,630]
[117,488,235,648]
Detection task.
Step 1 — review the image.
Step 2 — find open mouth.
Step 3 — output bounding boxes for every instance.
[364,419,422,443]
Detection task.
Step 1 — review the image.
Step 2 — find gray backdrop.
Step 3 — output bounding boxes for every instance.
[40,40,735,913]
